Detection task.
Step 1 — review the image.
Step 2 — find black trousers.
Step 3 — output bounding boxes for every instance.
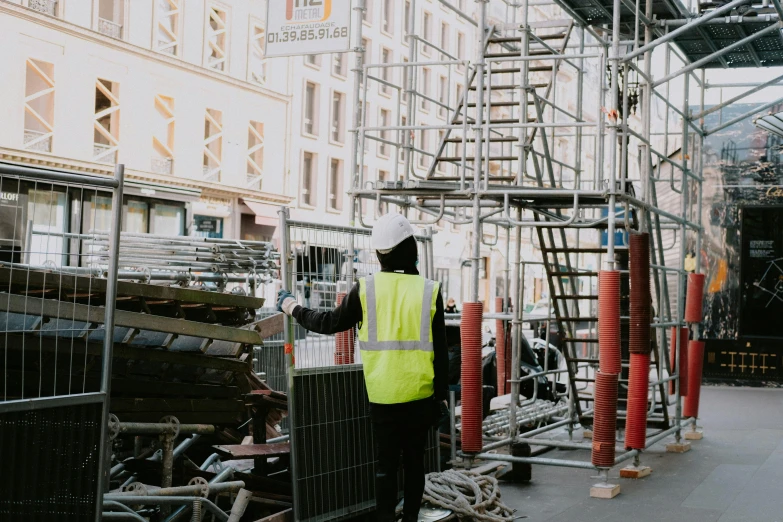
[372,420,430,522]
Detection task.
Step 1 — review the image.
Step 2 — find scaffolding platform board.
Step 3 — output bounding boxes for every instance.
[673,19,783,68]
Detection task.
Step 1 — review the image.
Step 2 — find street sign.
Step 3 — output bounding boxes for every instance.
[265,0,352,58]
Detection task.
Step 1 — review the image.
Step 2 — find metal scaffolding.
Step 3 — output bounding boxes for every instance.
[346,0,783,480]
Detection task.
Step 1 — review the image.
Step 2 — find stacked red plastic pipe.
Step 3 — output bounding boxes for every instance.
[334,292,355,364]
[683,340,705,418]
[495,297,507,396]
[683,273,707,418]
[592,371,619,467]
[592,269,622,467]
[598,270,622,374]
[461,302,484,453]
[625,233,651,450]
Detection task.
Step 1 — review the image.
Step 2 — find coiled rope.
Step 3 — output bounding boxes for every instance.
[423,469,522,521]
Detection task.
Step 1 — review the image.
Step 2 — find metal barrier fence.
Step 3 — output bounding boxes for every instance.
[0,161,123,521]
[278,209,439,521]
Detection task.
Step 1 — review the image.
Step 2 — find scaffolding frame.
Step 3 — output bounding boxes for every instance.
[344,0,783,480]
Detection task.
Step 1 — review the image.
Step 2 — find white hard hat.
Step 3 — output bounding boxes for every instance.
[372,212,415,253]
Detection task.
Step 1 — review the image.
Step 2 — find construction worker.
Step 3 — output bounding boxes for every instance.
[277,212,448,522]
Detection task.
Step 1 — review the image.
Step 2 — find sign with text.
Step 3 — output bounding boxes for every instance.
[265,0,352,58]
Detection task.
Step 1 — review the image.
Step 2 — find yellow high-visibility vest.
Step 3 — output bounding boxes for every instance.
[358,272,439,404]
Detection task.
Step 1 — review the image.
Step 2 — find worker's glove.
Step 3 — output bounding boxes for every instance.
[276,290,298,316]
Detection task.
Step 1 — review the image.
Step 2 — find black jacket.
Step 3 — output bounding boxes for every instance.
[291,265,448,424]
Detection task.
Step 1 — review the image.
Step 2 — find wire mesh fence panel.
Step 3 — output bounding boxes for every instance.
[0,162,123,520]
[282,219,438,522]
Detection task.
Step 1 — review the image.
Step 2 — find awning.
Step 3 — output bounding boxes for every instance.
[755,112,783,138]
[242,199,280,227]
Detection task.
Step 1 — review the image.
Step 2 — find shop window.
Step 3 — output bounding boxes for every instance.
[193,215,223,238]
[28,189,66,267]
[151,202,184,235]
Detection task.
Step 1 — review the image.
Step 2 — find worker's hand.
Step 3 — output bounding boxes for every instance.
[277,290,298,316]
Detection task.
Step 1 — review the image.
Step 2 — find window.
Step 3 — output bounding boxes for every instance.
[362,38,372,65]
[399,115,407,162]
[378,170,389,213]
[401,57,409,104]
[379,109,391,158]
[303,82,320,136]
[437,75,448,119]
[94,78,120,163]
[204,4,229,71]
[422,12,432,55]
[382,0,394,34]
[420,68,431,112]
[247,120,264,190]
[154,0,181,55]
[419,130,430,168]
[380,47,393,96]
[440,22,449,55]
[361,38,371,88]
[362,101,371,153]
[331,91,346,144]
[363,0,373,24]
[332,53,347,77]
[248,24,267,84]
[437,130,446,173]
[403,0,411,36]
[152,94,175,175]
[328,159,344,211]
[97,0,125,39]
[23,59,55,153]
[361,166,369,215]
[301,152,316,207]
[203,108,223,182]
[457,32,465,70]
[305,54,321,67]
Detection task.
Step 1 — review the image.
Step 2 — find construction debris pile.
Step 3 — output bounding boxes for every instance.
[0,235,292,521]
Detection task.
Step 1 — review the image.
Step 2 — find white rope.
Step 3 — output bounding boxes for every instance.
[423,469,522,521]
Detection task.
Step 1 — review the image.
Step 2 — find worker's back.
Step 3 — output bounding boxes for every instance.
[358,272,439,405]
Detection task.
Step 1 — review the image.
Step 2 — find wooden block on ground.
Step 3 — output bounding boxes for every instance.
[583,429,593,439]
[685,430,703,440]
[620,465,652,479]
[666,441,691,453]
[590,483,620,499]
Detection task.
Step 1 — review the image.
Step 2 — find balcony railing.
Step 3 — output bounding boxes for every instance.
[94,143,116,163]
[246,173,262,191]
[29,0,56,16]
[151,157,173,175]
[24,130,52,153]
[203,166,221,182]
[98,18,123,39]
